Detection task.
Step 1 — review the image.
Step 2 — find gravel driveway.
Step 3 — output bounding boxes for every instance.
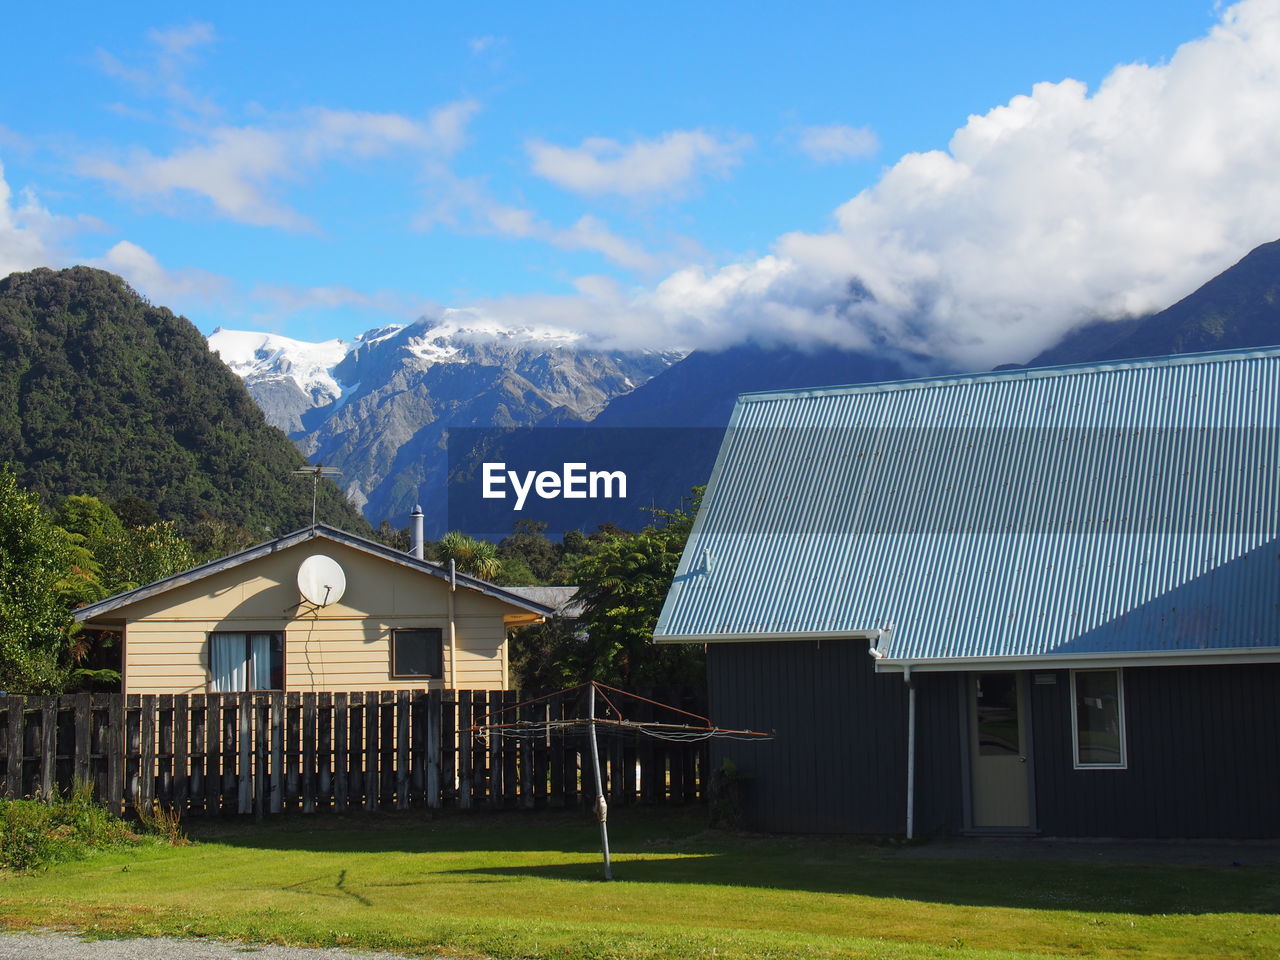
[0,932,418,960]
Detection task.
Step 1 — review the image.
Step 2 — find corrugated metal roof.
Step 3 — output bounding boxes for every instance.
[654,347,1280,662]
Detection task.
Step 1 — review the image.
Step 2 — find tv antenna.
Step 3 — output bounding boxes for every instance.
[292,463,341,527]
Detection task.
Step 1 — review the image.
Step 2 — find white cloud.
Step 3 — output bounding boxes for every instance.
[446,0,1280,364]
[527,130,750,197]
[798,124,880,164]
[89,240,230,304]
[81,128,307,230]
[0,163,74,278]
[98,20,219,119]
[549,216,661,273]
[417,172,668,273]
[147,22,216,59]
[78,100,480,231]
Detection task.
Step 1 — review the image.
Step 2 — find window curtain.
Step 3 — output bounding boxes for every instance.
[249,633,274,691]
[210,633,247,692]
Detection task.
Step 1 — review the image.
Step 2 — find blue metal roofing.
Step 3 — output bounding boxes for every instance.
[654,347,1280,663]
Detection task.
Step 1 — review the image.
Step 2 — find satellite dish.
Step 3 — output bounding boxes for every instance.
[297,554,346,606]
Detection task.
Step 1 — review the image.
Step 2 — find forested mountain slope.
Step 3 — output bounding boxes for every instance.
[0,267,366,537]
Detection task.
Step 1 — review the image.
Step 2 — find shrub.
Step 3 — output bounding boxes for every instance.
[0,783,172,872]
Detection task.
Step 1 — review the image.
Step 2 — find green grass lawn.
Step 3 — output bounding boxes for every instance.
[2,808,1278,959]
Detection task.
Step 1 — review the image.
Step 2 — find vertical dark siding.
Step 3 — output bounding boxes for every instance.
[707,640,964,835]
[1031,663,1280,838]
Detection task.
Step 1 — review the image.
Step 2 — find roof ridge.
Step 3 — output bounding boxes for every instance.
[736,345,1280,403]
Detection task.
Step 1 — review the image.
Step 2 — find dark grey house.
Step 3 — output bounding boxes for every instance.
[655,347,1280,838]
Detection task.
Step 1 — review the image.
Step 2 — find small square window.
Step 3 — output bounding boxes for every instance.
[1071,668,1126,769]
[392,628,444,679]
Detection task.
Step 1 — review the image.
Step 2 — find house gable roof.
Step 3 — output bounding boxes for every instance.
[73,524,556,623]
[655,347,1280,667]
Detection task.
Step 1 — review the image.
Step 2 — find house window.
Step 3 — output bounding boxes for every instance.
[392,628,444,679]
[209,632,284,692]
[1071,669,1126,769]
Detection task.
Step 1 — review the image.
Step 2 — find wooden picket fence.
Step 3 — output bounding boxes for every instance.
[0,689,707,817]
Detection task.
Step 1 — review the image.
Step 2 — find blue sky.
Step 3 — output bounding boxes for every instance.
[2,1,1277,366]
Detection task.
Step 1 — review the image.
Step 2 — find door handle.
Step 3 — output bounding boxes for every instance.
[1017,756,1027,763]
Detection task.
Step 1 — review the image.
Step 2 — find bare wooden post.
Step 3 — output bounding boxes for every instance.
[425,689,441,809]
[441,692,456,807]
[157,694,173,806]
[396,690,410,810]
[317,692,332,808]
[333,693,349,812]
[173,694,190,812]
[269,692,283,814]
[237,693,253,814]
[285,692,300,809]
[73,694,91,789]
[253,695,268,820]
[189,694,205,813]
[458,690,473,809]
[302,693,317,813]
[364,692,379,812]
[548,694,564,807]
[519,693,535,810]
[204,693,221,815]
[38,697,56,799]
[107,696,124,814]
[3,696,23,798]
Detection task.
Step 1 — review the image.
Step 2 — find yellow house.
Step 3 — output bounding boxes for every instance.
[73,525,554,695]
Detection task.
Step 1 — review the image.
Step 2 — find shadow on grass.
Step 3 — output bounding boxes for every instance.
[191,808,1280,917]
[427,854,1280,917]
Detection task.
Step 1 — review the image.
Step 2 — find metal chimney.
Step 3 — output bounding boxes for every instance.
[409,504,425,560]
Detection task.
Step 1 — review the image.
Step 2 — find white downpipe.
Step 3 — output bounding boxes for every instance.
[448,559,458,688]
[905,663,916,841]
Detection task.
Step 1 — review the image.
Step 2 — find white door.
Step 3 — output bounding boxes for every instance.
[970,672,1031,828]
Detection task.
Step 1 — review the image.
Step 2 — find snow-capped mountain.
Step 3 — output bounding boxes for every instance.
[208,326,399,433]
[208,313,682,526]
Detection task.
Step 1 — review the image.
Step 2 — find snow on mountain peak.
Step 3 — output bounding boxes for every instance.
[403,309,584,363]
[207,328,349,402]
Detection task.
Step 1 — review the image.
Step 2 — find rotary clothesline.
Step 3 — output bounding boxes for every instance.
[464,681,772,880]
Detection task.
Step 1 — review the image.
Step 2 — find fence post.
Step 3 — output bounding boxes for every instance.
[38,697,56,799]
[302,693,317,813]
[364,693,379,812]
[285,692,300,810]
[426,689,441,809]
[173,694,189,812]
[394,690,409,810]
[238,694,252,814]
[157,694,174,807]
[269,692,283,814]
[2,696,23,798]
[458,690,473,809]
[72,693,91,789]
[334,693,349,812]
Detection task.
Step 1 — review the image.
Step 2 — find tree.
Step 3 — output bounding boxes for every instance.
[0,466,78,692]
[54,495,197,690]
[434,531,501,580]
[57,495,196,595]
[565,490,704,687]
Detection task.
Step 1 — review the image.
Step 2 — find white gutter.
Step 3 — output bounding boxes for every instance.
[874,646,1280,673]
[655,629,882,645]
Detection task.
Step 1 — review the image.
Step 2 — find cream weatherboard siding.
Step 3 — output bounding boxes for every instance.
[78,534,540,695]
